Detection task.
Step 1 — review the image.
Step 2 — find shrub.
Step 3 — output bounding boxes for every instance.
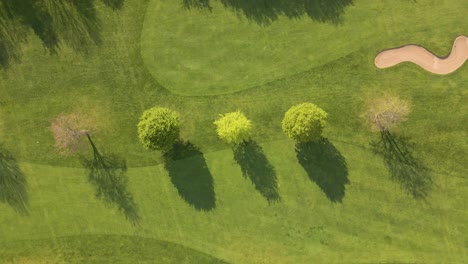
[282,103,327,142]
[137,107,180,151]
[214,111,252,145]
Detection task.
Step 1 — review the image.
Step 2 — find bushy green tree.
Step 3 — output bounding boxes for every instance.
[282,103,327,142]
[137,107,180,151]
[214,111,252,145]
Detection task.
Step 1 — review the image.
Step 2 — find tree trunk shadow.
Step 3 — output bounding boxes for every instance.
[0,144,28,215]
[163,140,216,211]
[295,137,349,202]
[80,134,140,225]
[371,130,432,199]
[232,140,280,203]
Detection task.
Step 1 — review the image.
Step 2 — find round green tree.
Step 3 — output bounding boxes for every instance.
[137,107,180,151]
[214,111,252,145]
[282,103,327,142]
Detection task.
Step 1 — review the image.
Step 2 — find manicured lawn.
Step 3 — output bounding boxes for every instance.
[0,0,466,263]
[0,235,227,263]
[141,0,467,95]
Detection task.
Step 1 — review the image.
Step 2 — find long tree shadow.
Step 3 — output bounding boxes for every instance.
[183,0,353,25]
[0,0,124,67]
[101,0,125,10]
[163,140,216,211]
[0,144,28,214]
[232,140,280,203]
[295,138,349,202]
[80,134,140,225]
[371,130,432,199]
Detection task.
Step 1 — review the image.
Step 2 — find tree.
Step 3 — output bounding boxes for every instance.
[213,111,252,145]
[137,107,180,151]
[282,103,327,142]
[363,94,411,132]
[50,112,98,156]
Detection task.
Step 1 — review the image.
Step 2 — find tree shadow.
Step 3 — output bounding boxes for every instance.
[183,0,212,11]
[80,135,140,225]
[295,138,349,202]
[0,144,28,215]
[0,4,27,68]
[101,0,125,10]
[163,140,216,211]
[183,0,353,25]
[0,0,124,67]
[232,140,280,203]
[371,130,432,199]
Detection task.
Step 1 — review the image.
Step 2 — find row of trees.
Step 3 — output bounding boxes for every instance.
[49,94,411,166]
[137,102,330,151]
[137,94,408,150]
[46,94,414,216]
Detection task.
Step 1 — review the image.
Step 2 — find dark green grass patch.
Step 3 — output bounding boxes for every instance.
[0,235,228,263]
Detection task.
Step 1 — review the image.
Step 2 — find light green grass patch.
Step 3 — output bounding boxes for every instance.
[141,0,467,95]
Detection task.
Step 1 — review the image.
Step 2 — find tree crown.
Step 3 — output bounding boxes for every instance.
[50,112,97,156]
[137,107,180,151]
[282,103,327,142]
[363,94,411,132]
[213,111,252,145]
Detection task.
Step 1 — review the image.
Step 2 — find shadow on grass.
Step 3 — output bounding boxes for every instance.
[0,145,28,214]
[0,0,124,67]
[101,0,125,10]
[80,135,139,225]
[232,140,280,203]
[183,0,212,11]
[183,0,353,25]
[371,130,432,199]
[163,140,215,211]
[296,138,349,202]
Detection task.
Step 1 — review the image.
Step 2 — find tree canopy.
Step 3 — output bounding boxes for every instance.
[363,94,411,132]
[282,103,327,142]
[213,111,252,145]
[137,107,180,151]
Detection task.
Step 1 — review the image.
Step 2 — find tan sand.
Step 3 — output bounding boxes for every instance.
[375,35,468,74]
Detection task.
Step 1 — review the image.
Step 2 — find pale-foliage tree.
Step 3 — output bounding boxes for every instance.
[363,94,411,132]
[51,112,97,156]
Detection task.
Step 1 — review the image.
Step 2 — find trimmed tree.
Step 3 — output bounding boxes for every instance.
[137,107,180,151]
[51,112,98,156]
[363,94,411,132]
[213,111,252,145]
[282,103,327,142]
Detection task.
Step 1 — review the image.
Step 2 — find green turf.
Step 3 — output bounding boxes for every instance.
[0,235,227,263]
[141,0,467,95]
[0,0,467,263]
[0,140,466,263]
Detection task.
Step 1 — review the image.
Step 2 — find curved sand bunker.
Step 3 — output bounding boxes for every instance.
[375,35,468,74]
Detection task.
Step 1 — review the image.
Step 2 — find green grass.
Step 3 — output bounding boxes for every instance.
[141,0,467,95]
[0,140,466,263]
[0,235,227,263]
[0,0,467,263]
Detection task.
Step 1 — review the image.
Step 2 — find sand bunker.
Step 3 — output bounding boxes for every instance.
[375,35,468,74]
